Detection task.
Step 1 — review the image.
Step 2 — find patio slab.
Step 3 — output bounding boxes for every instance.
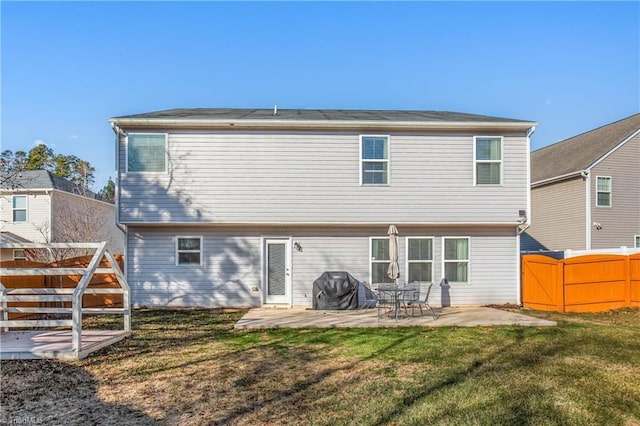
[234,306,556,330]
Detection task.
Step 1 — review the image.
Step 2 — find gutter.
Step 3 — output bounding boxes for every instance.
[531,170,585,188]
[108,117,538,132]
[110,122,127,236]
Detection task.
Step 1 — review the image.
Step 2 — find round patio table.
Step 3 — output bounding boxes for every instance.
[375,285,417,320]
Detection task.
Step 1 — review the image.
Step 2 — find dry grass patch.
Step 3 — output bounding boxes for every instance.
[2,308,640,425]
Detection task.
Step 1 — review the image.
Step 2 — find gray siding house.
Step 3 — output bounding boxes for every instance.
[523,114,640,252]
[109,108,536,308]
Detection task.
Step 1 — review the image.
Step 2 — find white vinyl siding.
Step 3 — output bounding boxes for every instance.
[127,133,167,173]
[127,226,518,308]
[406,237,433,283]
[12,195,27,222]
[118,132,529,224]
[370,237,394,285]
[596,176,612,207]
[176,236,203,265]
[360,135,389,185]
[443,237,470,283]
[474,136,502,185]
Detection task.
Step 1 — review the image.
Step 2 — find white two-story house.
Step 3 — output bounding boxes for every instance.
[0,170,124,261]
[109,108,536,308]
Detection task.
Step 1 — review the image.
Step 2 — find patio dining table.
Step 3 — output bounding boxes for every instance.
[375,285,417,320]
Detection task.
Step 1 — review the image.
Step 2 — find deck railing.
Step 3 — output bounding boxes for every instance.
[0,242,130,355]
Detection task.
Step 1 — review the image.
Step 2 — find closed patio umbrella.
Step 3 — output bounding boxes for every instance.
[387,224,400,284]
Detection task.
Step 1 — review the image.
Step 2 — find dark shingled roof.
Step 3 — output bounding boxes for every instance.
[531,113,640,184]
[4,170,98,198]
[112,108,532,124]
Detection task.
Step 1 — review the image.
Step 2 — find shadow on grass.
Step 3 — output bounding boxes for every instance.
[1,360,158,425]
[77,308,640,424]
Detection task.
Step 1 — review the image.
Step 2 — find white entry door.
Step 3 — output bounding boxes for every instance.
[264,239,292,304]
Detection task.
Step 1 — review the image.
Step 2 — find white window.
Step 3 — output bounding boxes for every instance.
[406,237,433,283]
[443,237,470,283]
[474,136,502,185]
[12,195,27,222]
[127,133,167,173]
[635,235,640,248]
[370,237,394,285]
[13,249,26,261]
[596,176,612,207]
[176,236,203,265]
[361,136,389,185]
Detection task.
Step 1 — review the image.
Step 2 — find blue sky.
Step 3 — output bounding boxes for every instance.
[2,1,638,191]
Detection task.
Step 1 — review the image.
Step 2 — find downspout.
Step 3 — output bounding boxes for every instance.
[110,122,128,281]
[582,170,591,250]
[110,122,127,235]
[521,124,536,235]
[517,125,537,306]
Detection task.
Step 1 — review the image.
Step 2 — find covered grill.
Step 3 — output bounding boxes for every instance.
[312,271,360,310]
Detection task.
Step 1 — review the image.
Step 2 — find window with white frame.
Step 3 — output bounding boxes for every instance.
[127,133,167,173]
[596,176,612,207]
[406,237,433,283]
[370,237,394,285]
[475,136,502,185]
[635,235,640,248]
[13,249,27,261]
[443,237,470,283]
[361,136,389,185]
[176,236,202,265]
[12,195,27,222]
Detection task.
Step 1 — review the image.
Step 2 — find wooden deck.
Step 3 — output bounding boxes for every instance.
[0,330,130,360]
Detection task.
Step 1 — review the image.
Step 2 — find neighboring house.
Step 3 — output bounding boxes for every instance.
[0,232,31,262]
[0,170,124,260]
[523,114,640,252]
[109,108,537,308]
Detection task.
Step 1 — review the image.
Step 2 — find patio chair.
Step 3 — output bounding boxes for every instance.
[358,282,378,311]
[376,287,395,319]
[405,282,438,320]
[399,282,420,314]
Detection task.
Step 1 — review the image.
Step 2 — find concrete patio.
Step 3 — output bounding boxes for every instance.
[234,306,556,330]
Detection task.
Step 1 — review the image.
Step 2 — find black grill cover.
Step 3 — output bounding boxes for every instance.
[312,271,360,310]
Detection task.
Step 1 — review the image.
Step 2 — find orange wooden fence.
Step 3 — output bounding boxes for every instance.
[521,253,640,312]
[1,255,124,319]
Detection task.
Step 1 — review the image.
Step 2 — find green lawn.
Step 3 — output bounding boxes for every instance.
[2,308,639,425]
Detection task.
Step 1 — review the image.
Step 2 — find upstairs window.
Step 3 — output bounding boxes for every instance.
[13,249,27,261]
[127,134,167,173]
[361,136,389,185]
[443,237,470,283]
[406,238,433,283]
[370,237,394,285]
[634,235,639,248]
[596,176,612,207]
[12,195,27,222]
[176,236,203,265]
[475,136,502,185]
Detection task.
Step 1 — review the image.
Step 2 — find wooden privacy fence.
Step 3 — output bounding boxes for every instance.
[0,255,124,319]
[521,253,640,312]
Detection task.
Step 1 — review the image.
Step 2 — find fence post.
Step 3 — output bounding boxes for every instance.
[1,284,7,332]
[557,259,565,312]
[72,242,107,355]
[625,255,632,306]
